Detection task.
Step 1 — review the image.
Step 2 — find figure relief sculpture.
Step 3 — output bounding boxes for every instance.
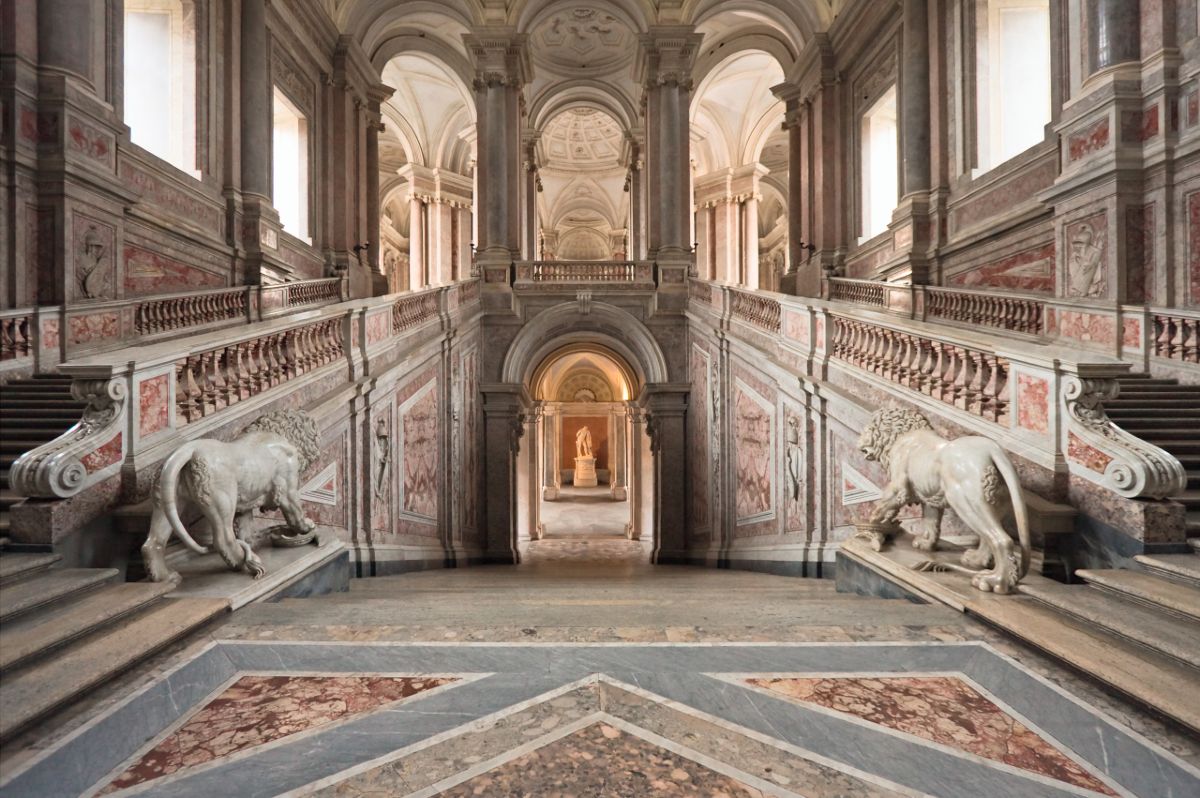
[141,409,322,583]
[785,416,802,502]
[1067,221,1106,298]
[77,224,109,300]
[575,425,594,459]
[856,406,1031,594]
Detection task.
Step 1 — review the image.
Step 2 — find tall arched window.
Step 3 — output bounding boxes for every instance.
[861,86,898,241]
[123,0,197,175]
[272,88,310,241]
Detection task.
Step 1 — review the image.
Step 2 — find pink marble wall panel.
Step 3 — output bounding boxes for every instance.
[689,345,710,530]
[1124,204,1154,304]
[41,318,60,349]
[1189,191,1200,305]
[1122,317,1141,349]
[1189,91,1199,128]
[1067,117,1110,162]
[1055,310,1115,345]
[68,311,120,344]
[123,245,226,296]
[948,242,1054,294]
[400,384,439,524]
[1016,374,1049,434]
[18,104,57,145]
[66,116,115,169]
[138,374,170,438]
[81,433,123,473]
[1121,107,1159,142]
[782,310,809,348]
[366,312,389,345]
[27,205,54,303]
[1068,432,1113,474]
[949,157,1058,233]
[119,160,222,232]
[734,383,773,524]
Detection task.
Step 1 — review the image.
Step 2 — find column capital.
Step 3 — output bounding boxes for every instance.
[636,26,704,89]
[464,28,532,88]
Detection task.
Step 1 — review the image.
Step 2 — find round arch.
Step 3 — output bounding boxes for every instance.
[501,302,670,392]
[528,82,639,134]
[529,342,640,401]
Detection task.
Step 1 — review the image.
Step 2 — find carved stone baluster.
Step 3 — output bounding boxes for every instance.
[1169,316,1185,360]
[993,358,1010,423]
[1182,318,1198,363]
[966,351,986,415]
[927,342,945,397]
[1155,315,1172,358]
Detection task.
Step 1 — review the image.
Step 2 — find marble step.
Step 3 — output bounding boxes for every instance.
[0,568,118,622]
[966,597,1200,735]
[0,597,228,743]
[1076,568,1200,622]
[1105,412,1200,424]
[0,551,62,586]
[1134,554,1200,588]
[1018,581,1200,670]
[0,581,176,673]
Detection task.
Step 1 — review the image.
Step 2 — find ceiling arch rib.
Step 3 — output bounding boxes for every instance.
[690,48,786,175]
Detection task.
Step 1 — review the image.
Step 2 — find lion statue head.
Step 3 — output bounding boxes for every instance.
[243,409,321,472]
[857,405,932,470]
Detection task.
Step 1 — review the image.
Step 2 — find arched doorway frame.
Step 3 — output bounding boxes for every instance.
[481,301,687,564]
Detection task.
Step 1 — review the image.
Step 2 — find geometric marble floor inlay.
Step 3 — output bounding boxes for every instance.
[747,676,1118,796]
[433,720,786,797]
[101,675,456,793]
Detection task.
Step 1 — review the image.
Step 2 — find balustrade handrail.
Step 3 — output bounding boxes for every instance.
[0,309,34,362]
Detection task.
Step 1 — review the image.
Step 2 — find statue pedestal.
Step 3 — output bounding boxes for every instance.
[573,456,598,487]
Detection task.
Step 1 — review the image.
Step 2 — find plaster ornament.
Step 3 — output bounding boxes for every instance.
[856,406,1031,594]
[1067,221,1106,297]
[575,425,594,459]
[141,409,322,583]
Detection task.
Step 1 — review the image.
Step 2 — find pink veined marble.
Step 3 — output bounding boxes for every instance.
[1056,311,1115,345]
[138,374,170,438]
[948,243,1054,294]
[102,675,456,793]
[1068,432,1113,474]
[68,312,121,344]
[1067,117,1110,162]
[124,245,225,296]
[734,386,773,521]
[782,310,809,347]
[1122,318,1142,349]
[748,676,1116,796]
[41,318,60,349]
[690,347,710,528]
[365,312,389,344]
[402,386,440,519]
[1016,374,1049,434]
[81,433,122,474]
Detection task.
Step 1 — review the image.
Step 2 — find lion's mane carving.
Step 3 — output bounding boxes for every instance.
[141,409,322,583]
[857,405,1031,594]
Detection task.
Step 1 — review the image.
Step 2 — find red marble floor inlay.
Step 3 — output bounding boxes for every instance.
[103,675,455,793]
[747,676,1115,795]
[436,721,775,797]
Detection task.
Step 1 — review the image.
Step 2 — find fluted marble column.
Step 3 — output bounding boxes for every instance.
[742,193,760,289]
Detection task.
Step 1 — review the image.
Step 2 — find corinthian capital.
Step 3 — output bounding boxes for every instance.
[464,28,532,89]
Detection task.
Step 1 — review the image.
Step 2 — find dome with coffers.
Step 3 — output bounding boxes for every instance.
[541,108,623,169]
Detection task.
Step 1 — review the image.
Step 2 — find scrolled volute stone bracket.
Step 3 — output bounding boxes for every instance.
[1062,376,1187,500]
[10,376,129,499]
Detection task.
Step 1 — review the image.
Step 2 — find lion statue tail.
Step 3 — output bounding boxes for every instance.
[155,442,212,555]
[991,450,1030,578]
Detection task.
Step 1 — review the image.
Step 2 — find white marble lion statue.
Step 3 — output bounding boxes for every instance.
[857,405,1031,594]
[141,409,321,583]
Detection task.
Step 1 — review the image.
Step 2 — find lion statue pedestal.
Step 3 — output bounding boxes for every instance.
[141,409,322,584]
[856,405,1031,594]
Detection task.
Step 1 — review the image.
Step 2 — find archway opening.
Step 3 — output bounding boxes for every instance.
[517,343,653,565]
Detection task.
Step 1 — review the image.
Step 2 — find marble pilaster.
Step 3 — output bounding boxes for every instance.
[408,195,425,290]
[640,385,690,563]
[481,383,529,564]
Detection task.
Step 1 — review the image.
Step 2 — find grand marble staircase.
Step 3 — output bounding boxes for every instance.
[1106,374,1200,540]
[0,547,227,744]
[0,375,87,538]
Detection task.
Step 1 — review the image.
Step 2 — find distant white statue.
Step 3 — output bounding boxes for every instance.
[856,406,1031,594]
[575,425,594,459]
[141,409,322,583]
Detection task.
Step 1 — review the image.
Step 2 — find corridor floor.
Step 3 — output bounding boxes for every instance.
[4,557,1198,797]
[526,484,650,566]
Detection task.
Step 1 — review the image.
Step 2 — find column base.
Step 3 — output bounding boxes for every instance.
[543,486,559,501]
[610,486,627,501]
